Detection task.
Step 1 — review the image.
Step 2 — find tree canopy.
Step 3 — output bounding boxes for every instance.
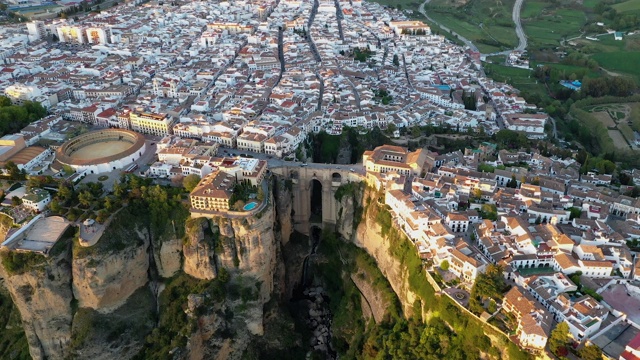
[548,322,571,356]
[578,344,603,360]
[0,97,47,137]
[182,174,201,192]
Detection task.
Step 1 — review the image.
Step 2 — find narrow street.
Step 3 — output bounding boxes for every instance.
[333,0,345,41]
[275,27,285,87]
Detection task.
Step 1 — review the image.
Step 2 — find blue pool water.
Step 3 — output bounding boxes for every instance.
[243,202,258,211]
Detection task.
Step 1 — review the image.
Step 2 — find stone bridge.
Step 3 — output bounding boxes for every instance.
[271,165,363,235]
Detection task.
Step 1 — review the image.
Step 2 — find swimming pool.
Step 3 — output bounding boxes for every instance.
[243,201,258,211]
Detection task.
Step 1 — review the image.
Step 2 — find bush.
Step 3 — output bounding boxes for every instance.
[440,260,450,271]
[0,250,46,275]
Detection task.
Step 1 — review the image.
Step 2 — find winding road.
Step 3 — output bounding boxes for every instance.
[512,0,527,52]
[418,0,527,56]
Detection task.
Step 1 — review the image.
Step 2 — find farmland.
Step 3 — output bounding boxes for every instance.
[607,130,630,150]
[612,0,640,13]
[425,0,518,53]
[482,62,549,98]
[578,103,640,150]
[591,51,640,81]
[521,5,587,48]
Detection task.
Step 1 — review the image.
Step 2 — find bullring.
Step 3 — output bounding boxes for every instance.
[56,129,146,174]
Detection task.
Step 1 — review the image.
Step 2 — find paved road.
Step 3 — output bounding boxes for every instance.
[512,0,527,52]
[419,0,528,56]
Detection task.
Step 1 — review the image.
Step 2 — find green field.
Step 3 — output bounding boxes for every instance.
[583,0,600,8]
[521,0,548,18]
[483,63,549,98]
[426,0,518,53]
[523,9,586,47]
[592,51,640,80]
[534,62,600,78]
[613,0,640,12]
[368,0,422,8]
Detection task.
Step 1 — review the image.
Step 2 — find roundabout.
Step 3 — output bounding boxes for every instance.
[56,129,147,174]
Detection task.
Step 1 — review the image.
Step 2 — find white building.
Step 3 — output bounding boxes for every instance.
[26,21,47,41]
[22,188,51,212]
[4,83,42,105]
[86,27,111,45]
[57,25,88,44]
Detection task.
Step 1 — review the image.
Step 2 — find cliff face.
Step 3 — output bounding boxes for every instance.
[350,270,391,324]
[72,237,149,313]
[182,217,217,280]
[336,189,357,240]
[215,204,277,305]
[274,179,293,246]
[339,186,420,317]
[156,238,182,278]
[1,189,285,360]
[181,196,281,358]
[183,199,278,306]
[0,247,73,360]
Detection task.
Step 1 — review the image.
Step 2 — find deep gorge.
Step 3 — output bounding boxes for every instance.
[0,175,531,360]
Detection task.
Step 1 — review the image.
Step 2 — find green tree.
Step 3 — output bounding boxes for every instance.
[393,54,400,67]
[578,344,602,360]
[11,196,21,206]
[62,164,75,175]
[440,260,450,271]
[471,264,506,301]
[569,207,582,220]
[182,174,201,192]
[548,322,571,356]
[49,199,62,213]
[4,161,21,180]
[57,183,73,202]
[479,204,498,221]
[78,190,94,208]
[471,188,482,200]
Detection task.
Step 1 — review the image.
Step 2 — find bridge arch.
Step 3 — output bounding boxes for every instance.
[270,165,363,234]
[310,178,322,223]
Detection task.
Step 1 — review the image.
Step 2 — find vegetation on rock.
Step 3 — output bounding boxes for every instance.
[0,286,29,360]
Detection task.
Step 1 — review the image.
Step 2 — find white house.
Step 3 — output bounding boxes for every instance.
[22,188,51,212]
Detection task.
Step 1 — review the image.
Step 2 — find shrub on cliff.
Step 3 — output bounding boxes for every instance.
[0,250,46,275]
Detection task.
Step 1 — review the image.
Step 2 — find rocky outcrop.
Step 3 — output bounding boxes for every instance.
[182,196,278,339]
[72,238,149,313]
[335,182,364,241]
[215,201,277,307]
[183,217,217,280]
[274,178,293,245]
[0,249,73,359]
[156,238,182,278]
[337,190,356,240]
[345,188,420,317]
[350,271,391,324]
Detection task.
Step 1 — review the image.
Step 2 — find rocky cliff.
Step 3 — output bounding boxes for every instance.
[72,236,149,313]
[338,185,421,318]
[0,242,73,360]
[183,195,278,336]
[182,217,218,280]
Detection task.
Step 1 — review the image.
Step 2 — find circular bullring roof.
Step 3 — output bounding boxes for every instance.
[56,129,146,167]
